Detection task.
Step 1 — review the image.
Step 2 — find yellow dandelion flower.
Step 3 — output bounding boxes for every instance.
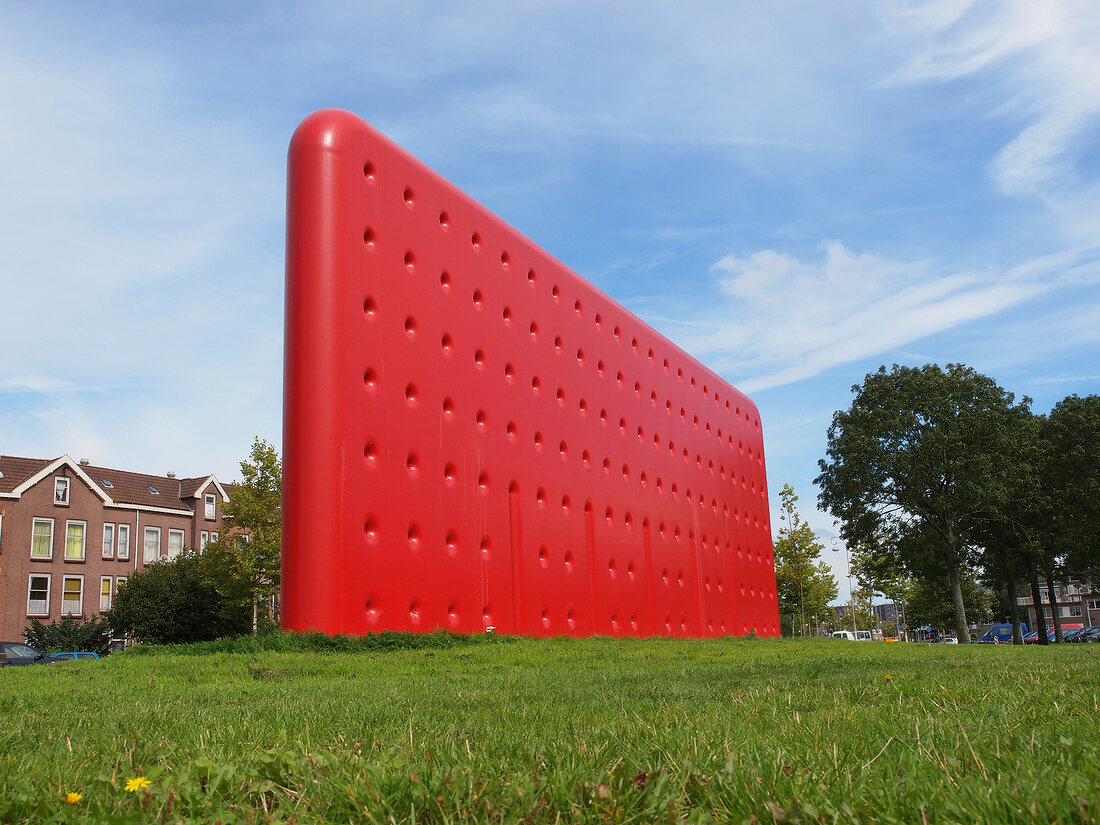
[64,792,83,804]
[884,674,893,683]
[124,776,151,793]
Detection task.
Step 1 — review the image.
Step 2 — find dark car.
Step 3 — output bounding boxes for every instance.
[1077,627,1100,643]
[0,642,61,666]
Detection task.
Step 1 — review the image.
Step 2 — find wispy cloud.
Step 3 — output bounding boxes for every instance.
[675,241,1097,393]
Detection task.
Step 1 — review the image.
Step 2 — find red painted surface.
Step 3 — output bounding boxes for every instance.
[282,109,779,638]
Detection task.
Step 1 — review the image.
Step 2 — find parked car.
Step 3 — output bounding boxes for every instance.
[1069,626,1100,643]
[940,637,959,644]
[832,630,856,640]
[1063,627,1089,642]
[0,642,61,666]
[977,623,1027,643]
[855,630,873,642]
[50,651,101,661]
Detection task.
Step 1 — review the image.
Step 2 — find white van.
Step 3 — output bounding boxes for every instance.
[831,630,856,640]
[855,630,873,642]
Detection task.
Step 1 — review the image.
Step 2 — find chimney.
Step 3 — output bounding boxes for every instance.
[167,471,176,478]
[79,458,90,466]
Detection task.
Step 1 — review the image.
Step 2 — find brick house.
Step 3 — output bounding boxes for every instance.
[0,454,231,641]
[1017,579,1100,630]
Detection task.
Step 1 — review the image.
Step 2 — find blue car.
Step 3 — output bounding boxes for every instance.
[51,651,101,660]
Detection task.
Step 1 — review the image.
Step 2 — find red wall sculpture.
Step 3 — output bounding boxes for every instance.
[282,109,779,638]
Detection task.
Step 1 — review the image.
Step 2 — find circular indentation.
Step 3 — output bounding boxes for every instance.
[404,383,417,405]
[618,417,627,434]
[440,333,454,353]
[561,494,571,513]
[407,523,421,549]
[554,335,563,352]
[500,250,511,269]
[536,487,547,506]
[405,452,419,475]
[597,360,606,376]
[506,420,518,440]
[472,289,484,308]
[530,376,541,394]
[613,325,622,340]
[634,381,641,396]
[578,398,588,415]
[363,441,379,463]
[581,449,591,467]
[636,426,644,440]
[690,377,696,389]
[409,599,421,622]
[538,545,549,567]
[442,397,455,419]
[648,348,655,362]
[594,312,602,328]
[564,550,574,570]
[627,562,636,581]
[471,231,482,249]
[363,296,377,319]
[475,409,488,430]
[445,530,459,557]
[574,299,583,315]
[364,516,379,544]
[502,306,513,325]
[477,471,490,491]
[631,337,639,351]
[599,408,608,424]
[607,558,616,576]
[616,371,624,386]
[363,161,376,181]
[576,348,585,366]
[624,512,633,528]
[640,471,648,487]
[656,477,663,493]
[529,321,539,340]
[650,391,657,405]
[504,362,515,382]
[527,268,536,286]
[551,284,561,301]
[480,536,491,557]
[438,210,450,229]
[556,387,566,406]
[602,457,611,473]
[402,187,415,208]
[403,250,416,272]
[443,462,457,484]
[404,316,417,337]
[474,349,486,369]
[363,368,378,390]
[671,483,678,498]
[558,441,568,460]
[440,271,452,291]
[534,431,544,450]
[621,463,630,481]
[605,506,614,525]
[363,228,377,250]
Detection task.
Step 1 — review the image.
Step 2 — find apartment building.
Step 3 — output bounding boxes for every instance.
[1017,579,1100,629]
[0,454,231,641]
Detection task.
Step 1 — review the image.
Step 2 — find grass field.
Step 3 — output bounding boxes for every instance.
[1,634,1097,824]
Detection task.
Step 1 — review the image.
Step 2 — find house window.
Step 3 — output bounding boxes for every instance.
[211,531,219,543]
[115,576,127,592]
[1042,608,1053,619]
[1070,605,1083,617]
[31,519,54,559]
[27,575,50,616]
[100,577,113,611]
[65,521,87,561]
[143,527,161,563]
[117,524,130,560]
[102,523,115,559]
[200,531,209,550]
[167,529,185,559]
[61,576,83,615]
[1090,599,1100,611]
[54,476,70,505]
[205,494,216,519]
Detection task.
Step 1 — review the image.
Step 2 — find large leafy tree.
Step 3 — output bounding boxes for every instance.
[203,438,282,635]
[773,484,838,636]
[816,364,1031,642]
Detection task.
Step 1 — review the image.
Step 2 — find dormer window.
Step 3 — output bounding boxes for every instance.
[54,477,70,506]
[205,494,216,519]
[147,486,160,495]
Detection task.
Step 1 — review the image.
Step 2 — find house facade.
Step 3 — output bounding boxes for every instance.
[0,454,231,641]
[1016,579,1100,629]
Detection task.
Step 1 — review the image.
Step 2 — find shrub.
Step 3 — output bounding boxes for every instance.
[24,614,112,655]
[107,551,251,644]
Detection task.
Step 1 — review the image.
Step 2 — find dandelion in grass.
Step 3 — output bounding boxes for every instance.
[125,776,151,793]
[64,792,83,804]
[884,674,892,683]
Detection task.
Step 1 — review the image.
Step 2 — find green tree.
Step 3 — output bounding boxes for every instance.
[906,568,992,631]
[107,552,251,644]
[24,614,112,655]
[773,484,838,636]
[203,438,282,635]
[816,364,1032,642]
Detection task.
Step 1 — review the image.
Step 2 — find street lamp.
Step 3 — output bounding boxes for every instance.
[832,537,855,635]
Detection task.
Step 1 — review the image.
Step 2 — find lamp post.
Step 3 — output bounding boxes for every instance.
[832,537,855,635]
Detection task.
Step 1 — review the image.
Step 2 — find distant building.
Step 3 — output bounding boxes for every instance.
[1017,579,1100,629]
[0,454,231,641]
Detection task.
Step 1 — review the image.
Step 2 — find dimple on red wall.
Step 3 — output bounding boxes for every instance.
[282,109,779,638]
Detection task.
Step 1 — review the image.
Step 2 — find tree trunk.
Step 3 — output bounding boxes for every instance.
[948,566,971,643]
[1005,567,1024,645]
[1030,577,1048,644]
[1046,573,1064,643]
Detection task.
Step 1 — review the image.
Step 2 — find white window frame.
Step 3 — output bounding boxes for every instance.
[65,520,87,561]
[115,576,127,591]
[100,576,113,611]
[211,531,219,543]
[61,575,84,616]
[102,523,115,559]
[1070,605,1083,617]
[31,518,54,560]
[167,529,185,559]
[117,524,130,560]
[143,527,161,563]
[205,494,216,519]
[27,574,51,616]
[200,531,209,550]
[54,476,70,505]
[1090,599,1100,611]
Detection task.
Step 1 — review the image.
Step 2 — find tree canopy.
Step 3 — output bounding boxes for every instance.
[816,363,1032,642]
[772,484,838,636]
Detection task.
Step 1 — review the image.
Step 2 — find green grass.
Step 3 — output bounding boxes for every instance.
[1,635,1097,824]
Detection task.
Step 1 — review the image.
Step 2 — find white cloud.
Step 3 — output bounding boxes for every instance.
[674,241,1096,393]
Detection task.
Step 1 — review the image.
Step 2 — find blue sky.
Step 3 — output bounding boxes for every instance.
[3,1,1099,599]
